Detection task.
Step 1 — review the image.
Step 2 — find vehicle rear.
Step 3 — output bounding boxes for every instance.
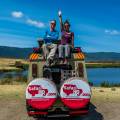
[26,47,91,118]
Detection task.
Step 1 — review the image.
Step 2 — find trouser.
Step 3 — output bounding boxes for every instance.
[58,44,71,58]
[42,43,57,60]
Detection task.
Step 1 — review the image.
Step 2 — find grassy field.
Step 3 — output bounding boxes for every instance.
[0,58,28,72]
[91,87,120,102]
[86,62,120,68]
[0,85,120,120]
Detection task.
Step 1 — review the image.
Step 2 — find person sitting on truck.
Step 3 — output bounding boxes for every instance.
[58,11,74,64]
[42,20,59,66]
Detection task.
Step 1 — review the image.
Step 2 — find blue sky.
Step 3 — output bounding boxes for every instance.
[0,0,120,52]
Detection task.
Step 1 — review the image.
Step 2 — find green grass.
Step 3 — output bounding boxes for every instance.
[0,85,27,100]
[86,62,120,68]
[100,81,120,87]
[0,76,27,85]
[0,58,28,72]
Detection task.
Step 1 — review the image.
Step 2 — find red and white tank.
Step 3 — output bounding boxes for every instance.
[60,77,91,109]
[26,78,57,110]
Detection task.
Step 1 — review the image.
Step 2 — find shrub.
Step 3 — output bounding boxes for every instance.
[100,81,120,87]
[0,78,13,85]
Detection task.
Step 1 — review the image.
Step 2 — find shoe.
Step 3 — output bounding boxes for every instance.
[44,59,50,66]
[60,60,64,64]
[44,62,49,67]
[63,59,68,64]
[49,59,53,64]
[47,58,53,66]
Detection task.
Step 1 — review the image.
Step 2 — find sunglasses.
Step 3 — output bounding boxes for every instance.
[64,25,70,27]
[51,22,56,24]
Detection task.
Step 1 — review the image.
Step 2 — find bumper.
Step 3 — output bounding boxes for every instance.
[27,107,89,118]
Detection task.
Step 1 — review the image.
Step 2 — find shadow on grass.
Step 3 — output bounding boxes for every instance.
[79,103,104,120]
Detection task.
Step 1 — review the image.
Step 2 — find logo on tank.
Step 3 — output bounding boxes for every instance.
[63,84,83,96]
[28,85,56,97]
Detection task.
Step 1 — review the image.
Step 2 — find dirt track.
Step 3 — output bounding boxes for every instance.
[0,85,120,120]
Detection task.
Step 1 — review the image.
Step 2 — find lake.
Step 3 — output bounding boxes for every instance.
[0,70,28,80]
[0,68,120,86]
[87,68,120,86]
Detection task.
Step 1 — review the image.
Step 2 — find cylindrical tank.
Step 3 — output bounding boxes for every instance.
[60,77,91,109]
[26,78,57,110]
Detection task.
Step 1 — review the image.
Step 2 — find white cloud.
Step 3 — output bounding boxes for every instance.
[26,18,45,28]
[105,29,120,35]
[105,29,110,33]
[110,30,120,35]
[11,11,24,18]
[11,11,45,28]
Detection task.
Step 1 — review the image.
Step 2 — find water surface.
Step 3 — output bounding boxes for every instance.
[0,68,120,86]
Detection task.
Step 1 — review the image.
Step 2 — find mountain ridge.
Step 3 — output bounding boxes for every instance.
[0,46,120,61]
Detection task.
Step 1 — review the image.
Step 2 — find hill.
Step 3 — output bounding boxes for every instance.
[0,46,32,59]
[85,52,120,62]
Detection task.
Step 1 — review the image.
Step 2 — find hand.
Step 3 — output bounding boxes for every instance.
[47,35,51,38]
[58,10,62,17]
[72,45,74,49]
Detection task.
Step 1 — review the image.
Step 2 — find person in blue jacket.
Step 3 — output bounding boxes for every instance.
[42,20,59,66]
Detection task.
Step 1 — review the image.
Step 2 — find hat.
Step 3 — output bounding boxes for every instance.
[50,20,56,24]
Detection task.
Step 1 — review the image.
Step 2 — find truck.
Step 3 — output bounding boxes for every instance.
[26,41,91,119]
